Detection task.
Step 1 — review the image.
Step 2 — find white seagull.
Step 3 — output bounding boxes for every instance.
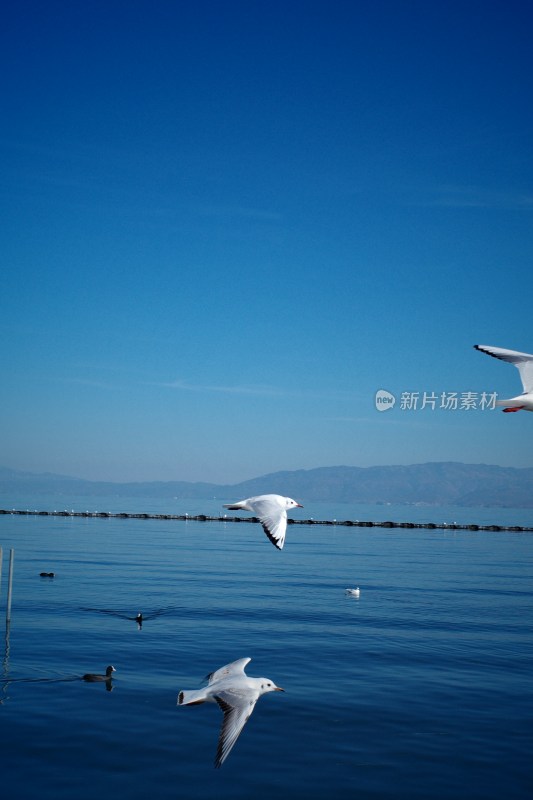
[345,588,361,597]
[177,657,284,768]
[223,494,303,550]
[474,344,533,412]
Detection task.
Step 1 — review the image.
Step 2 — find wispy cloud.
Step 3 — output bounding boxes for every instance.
[60,377,115,389]
[157,378,286,396]
[326,416,371,423]
[326,414,423,426]
[196,204,283,222]
[157,379,373,402]
[414,185,533,210]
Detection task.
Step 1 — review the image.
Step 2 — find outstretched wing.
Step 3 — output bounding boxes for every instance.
[214,689,259,768]
[258,511,287,550]
[475,345,533,393]
[205,658,251,685]
[247,497,287,550]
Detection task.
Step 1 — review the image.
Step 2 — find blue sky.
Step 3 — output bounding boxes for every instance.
[1,0,533,484]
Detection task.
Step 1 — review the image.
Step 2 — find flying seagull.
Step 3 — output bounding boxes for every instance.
[474,344,533,412]
[223,494,303,549]
[177,657,284,768]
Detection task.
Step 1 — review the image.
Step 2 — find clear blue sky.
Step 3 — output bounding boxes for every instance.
[1,0,532,484]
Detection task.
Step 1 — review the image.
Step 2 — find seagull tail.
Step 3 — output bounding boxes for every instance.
[177,689,207,706]
[496,396,525,408]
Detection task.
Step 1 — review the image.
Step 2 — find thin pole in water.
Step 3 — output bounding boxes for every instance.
[6,549,14,624]
[0,546,3,598]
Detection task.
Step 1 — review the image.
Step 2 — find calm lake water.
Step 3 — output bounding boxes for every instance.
[1,496,532,799]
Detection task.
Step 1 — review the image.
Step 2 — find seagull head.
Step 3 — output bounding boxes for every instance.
[259,680,285,695]
[285,497,303,509]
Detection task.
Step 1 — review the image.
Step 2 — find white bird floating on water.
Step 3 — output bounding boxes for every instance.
[177,657,284,768]
[223,494,303,550]
[345,588,361,597]
[474,344,533,412]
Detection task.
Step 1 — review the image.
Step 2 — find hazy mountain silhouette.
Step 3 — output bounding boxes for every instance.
[1,463,533,507]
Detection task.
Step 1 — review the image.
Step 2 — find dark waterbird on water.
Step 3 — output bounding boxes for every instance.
[81,607,173,624]
[82,665,116,683]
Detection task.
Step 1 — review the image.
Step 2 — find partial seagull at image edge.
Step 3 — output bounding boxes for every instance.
[474,344,533,412]
[223,494,303,549]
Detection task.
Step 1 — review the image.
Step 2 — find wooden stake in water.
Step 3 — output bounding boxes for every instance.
[6,549,14,623]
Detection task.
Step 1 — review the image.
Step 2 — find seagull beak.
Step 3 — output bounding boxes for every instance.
[275,687,285,692]
[296,503,304,508]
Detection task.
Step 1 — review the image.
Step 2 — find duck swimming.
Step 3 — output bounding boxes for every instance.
[82,665,116,682]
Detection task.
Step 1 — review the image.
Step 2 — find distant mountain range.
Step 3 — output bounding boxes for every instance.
[1,463,533,508]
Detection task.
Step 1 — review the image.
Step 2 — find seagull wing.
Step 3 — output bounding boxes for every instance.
[205,658,251,685]
[258,510,287,550]
[214,689,259,768]
[249,497,287,550]
[475,345,533,393]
